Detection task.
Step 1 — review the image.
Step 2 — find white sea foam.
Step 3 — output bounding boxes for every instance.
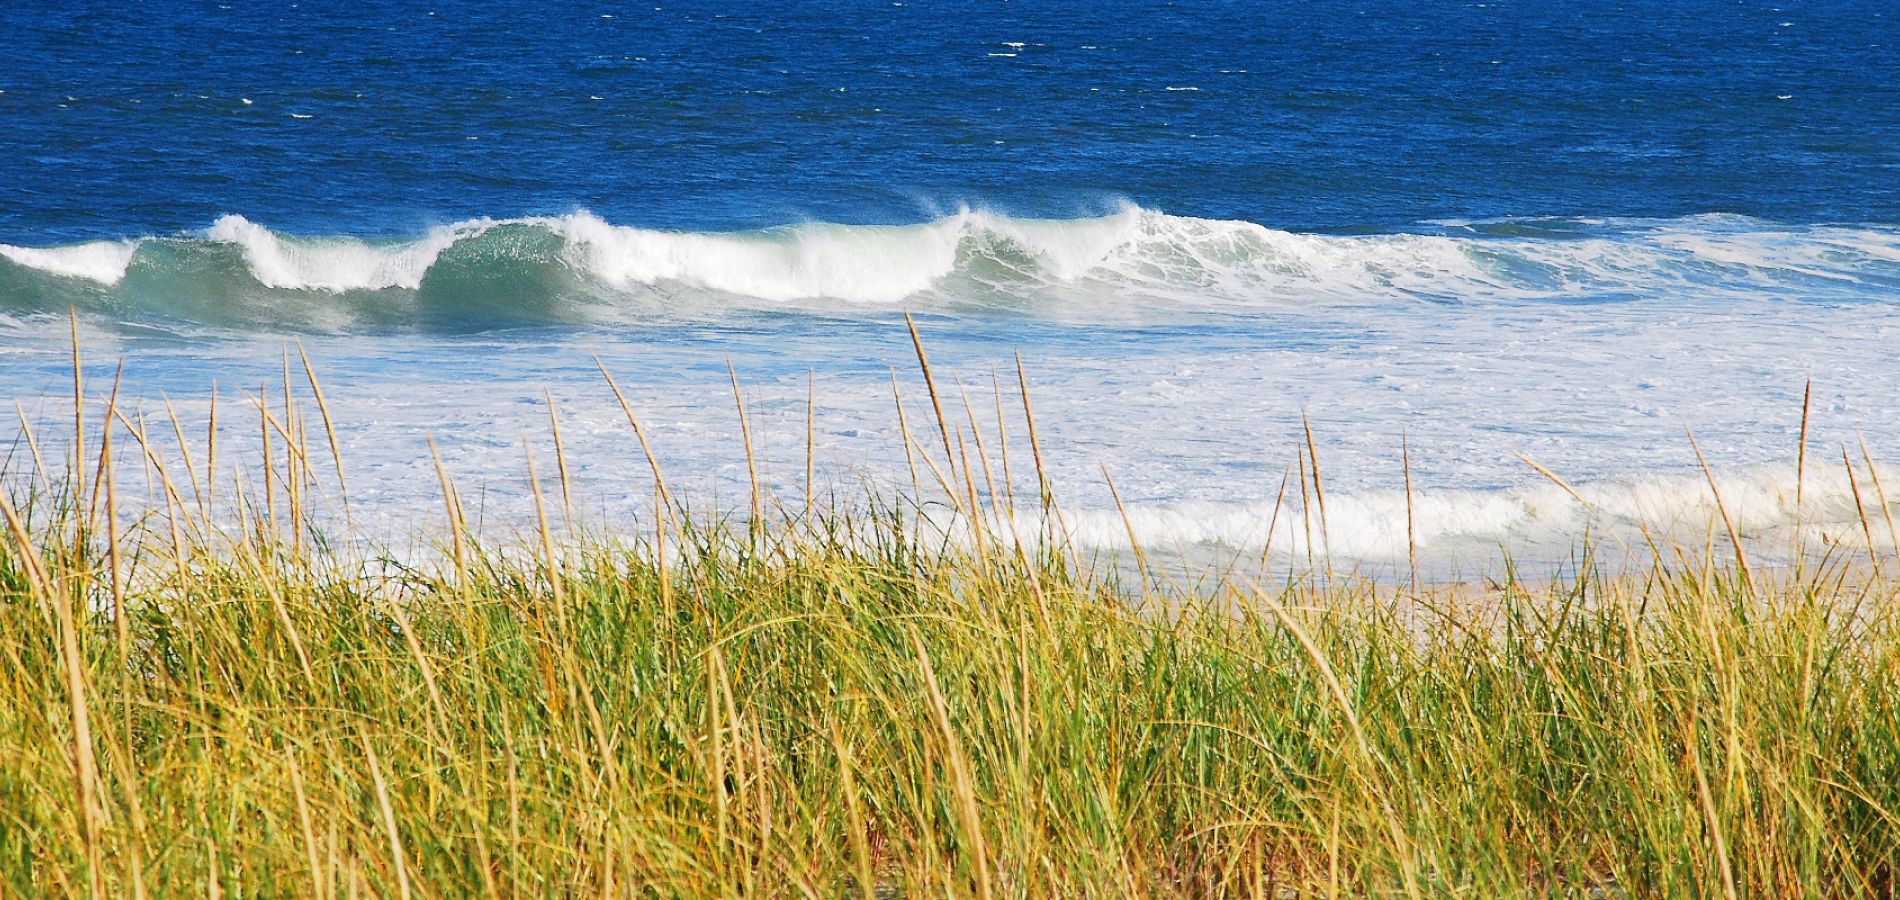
[206,214,489,291]
[543,210,968,302]
[6,208,1898,313]
[6,287,1899,575]
[542,208,1900,308]
[987,462,1897,564]
[540,206,1159,302]
[1092,214,1508,301]
[540,206,1535,305]
[0,240,140,285]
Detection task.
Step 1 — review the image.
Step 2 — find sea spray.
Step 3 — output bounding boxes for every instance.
[3,210,1899,328]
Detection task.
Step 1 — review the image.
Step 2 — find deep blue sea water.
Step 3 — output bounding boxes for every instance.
[3,1,1899,568]
[6,0,1900,238]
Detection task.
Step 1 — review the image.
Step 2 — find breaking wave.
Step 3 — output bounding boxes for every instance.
[4,208,1899,329]
[0,240,139,285]
[204,214,494,291]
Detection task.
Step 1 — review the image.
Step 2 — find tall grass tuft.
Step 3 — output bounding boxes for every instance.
[1,323,1897,896]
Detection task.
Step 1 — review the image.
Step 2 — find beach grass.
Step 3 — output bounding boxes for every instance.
[2,324,1898,897]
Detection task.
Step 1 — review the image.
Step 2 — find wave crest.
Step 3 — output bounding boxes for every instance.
[205,214,491,291]
[0,240,140,285]
[545,210,970,303]
[3,209,1899,327]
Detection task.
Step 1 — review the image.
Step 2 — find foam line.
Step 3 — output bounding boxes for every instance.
[961,462,1898,562]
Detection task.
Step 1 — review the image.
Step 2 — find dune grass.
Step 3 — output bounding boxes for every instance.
[1,322,1898,897]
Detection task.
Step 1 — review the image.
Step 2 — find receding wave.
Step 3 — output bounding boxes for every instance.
[3,208,1899,329]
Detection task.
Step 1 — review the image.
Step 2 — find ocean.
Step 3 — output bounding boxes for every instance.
[3,0,1898,572]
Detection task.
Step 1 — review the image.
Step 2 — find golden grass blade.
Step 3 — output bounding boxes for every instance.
[1839,447,1880,576]
[1013,352,1077,561]
[728,358,764,530]
[101,368,126,661]
[1688,714,1740,900]
[956,432,991,568]
[889,368,924,506]
[1301,412,1334,581]
[105,409,192,571]
[1013,352,1050,504]
[161,395,208,514]
[524,434,568,622]
[0,488,51,608]
[1856,433,1898,560]
[957,377,1001,520]
[595,356,673,509]
[258,382,277,534]
[1260,464,1291,573]
[909,628,993,900]
[830,721,878,900]
[1512,451,1589,507]
[904,313,957,479]
[428,435,467,584]
[990,370,1017,515]
[1101,463,1150,588]
[14,402,50,487]
[109,408,196,534]
[285,746,327,900]
[69,308,86,546]
[1402,431,1419,591]
[545,390,576,523]
[297,339,353,516]
[1796,378,1813,513]
[1296,447,1315,571]
[1687,425,1755,589]
[206,383,220,511]
[1238,577,1421,898]
[83,360,125,542]
[805,371,817,514]
[360,734,414,900]
[4,480,108,896]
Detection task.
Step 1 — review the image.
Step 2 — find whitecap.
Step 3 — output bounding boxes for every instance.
[0,240,140,285]
[206,214,491,292]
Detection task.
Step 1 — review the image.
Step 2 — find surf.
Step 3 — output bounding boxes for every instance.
[3,208,1898,330]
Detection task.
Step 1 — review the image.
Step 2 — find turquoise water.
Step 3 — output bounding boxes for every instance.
[3,1,1898,568]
